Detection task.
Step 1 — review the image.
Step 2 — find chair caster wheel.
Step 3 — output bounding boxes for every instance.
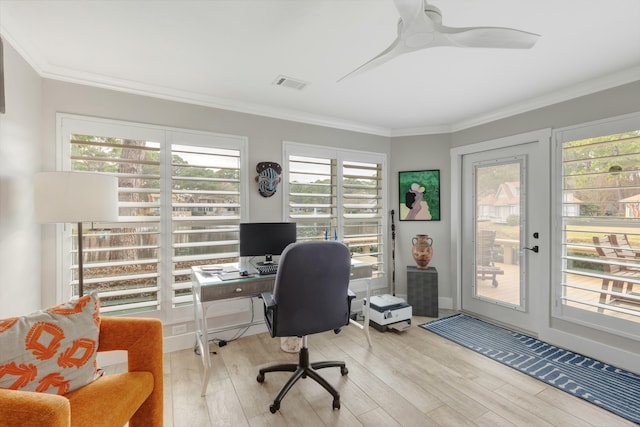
[257,373,265,383]
[270,402,279,413]
[340,367,348,375]
[332,399,340,410]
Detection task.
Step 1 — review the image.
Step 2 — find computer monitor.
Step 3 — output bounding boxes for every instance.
[239,222,297,264]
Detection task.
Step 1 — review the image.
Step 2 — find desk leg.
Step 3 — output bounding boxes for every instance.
[193,297,212,396]
[348,279,373,348]
[199,309,211,396]
[363,279,372,347]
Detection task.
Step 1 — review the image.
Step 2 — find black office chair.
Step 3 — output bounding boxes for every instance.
[257,240,354,413]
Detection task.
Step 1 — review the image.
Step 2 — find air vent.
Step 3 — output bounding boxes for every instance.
[272,75,309,91]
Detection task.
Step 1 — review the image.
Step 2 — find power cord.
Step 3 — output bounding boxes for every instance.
[205,297,256,354]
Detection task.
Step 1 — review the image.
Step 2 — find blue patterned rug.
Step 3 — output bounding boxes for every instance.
[420,314,640,424]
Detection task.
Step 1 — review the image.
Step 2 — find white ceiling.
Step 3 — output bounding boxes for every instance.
[1,0,639,136]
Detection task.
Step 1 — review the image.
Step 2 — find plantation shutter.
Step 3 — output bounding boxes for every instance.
[555,115,640,326]
[287,154,337,242]
[170,144,242,307]
[342,160,384,277]
[63,115,247,318]
[285,143,386,280]
[70,135,162,314]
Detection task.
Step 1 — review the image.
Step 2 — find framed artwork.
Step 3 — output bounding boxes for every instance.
[399,170,440,221]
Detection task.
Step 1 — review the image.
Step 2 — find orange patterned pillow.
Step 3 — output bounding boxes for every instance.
[0,293,101,395]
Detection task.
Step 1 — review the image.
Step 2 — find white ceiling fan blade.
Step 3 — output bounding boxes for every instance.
[337,37,406,82]
[339,0,540,81]
[438,25,540,49]
[338,0,431,82]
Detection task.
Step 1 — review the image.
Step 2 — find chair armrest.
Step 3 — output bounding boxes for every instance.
[98,317,163,427]
[348,289,356,302]
[0,388,69,426]
[261,292,275,309]
[347,289,356,325]
[260,292,277,337]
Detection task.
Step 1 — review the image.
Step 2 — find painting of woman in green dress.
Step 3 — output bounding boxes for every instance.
[399,170,440,221]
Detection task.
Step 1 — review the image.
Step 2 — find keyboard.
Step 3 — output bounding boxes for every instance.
[256,264,278,275]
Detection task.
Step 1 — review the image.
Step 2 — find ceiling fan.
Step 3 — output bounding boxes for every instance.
[338,0,540,82]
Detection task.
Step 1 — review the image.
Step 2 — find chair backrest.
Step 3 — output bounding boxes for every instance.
[593,235,621,274]
[270,240,352,337]
[477,230,496,266]
[609,234,635,258]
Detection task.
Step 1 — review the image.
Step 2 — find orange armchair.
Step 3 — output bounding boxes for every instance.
[0,317,163,427]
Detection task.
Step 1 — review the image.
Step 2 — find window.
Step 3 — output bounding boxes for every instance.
[284,142,387,286]
[59,115,247,320]
[554,113,640,336]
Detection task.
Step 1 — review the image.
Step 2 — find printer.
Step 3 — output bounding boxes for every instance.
[363,294,412,332]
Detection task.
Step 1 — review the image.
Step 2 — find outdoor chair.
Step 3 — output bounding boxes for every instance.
[609,234,640,260]
[476,230,504,287]
[592,235,639,309]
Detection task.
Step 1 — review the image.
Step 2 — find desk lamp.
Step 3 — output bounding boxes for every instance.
[34,172,118,296]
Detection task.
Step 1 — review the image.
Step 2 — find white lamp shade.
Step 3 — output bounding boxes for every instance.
[34,172,119,223]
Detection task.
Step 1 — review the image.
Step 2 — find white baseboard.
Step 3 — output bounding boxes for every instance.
[97,323,269,367]
[439,297,453,310]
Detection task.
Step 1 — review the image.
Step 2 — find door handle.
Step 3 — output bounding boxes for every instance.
[524,245,539,253]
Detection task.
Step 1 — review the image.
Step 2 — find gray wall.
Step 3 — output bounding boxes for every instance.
[388,133,451,304]
[0,40,43,317]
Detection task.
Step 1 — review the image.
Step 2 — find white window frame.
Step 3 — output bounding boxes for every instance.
[57,113,248,323]
[282,141,388,290]
[551,111,640,339]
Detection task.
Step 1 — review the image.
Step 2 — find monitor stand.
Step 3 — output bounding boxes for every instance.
[258,254,274,266]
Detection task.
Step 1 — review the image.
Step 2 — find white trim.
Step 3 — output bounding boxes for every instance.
[451,129,552,156]
[450,129,552,312]
[45,63,640,138]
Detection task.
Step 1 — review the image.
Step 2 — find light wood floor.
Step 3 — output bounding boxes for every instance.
[115,314,637,426]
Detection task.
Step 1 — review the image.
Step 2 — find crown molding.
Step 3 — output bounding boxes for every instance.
[394,66,640,137]
[40,65,393,137]
[3,23,638,139]
[40,63,640,138]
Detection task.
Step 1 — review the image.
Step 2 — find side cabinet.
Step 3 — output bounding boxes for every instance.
[406,266,438,317]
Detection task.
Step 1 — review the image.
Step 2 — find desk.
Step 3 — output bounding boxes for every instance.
[191,262,372,396]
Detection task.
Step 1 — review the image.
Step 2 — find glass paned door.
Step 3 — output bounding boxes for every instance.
[461,140,548,334]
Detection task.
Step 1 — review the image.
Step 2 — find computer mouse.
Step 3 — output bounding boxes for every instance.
[240,270,249,277]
